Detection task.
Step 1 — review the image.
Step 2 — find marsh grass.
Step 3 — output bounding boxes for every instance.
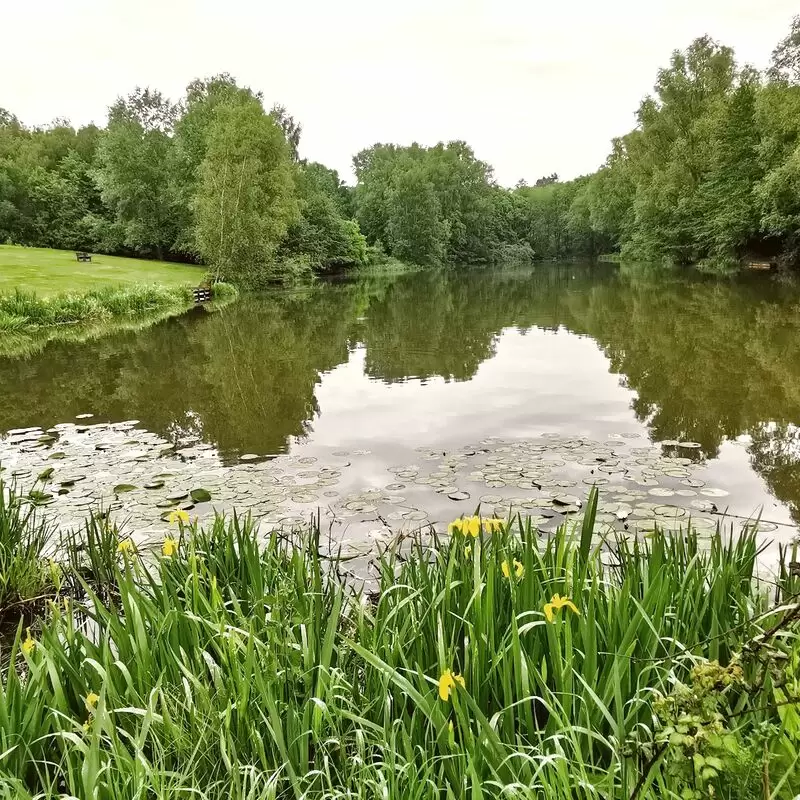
[0,483,798,799]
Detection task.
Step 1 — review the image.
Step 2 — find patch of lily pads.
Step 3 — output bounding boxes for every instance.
[0,422,794,555]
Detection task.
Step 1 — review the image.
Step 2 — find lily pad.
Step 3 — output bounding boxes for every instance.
[678,442,702,449]
[114,484,137,494]
[144,481,165,490]
[448,491,470,501]
[166,491,189,501]
[37,467,55,481]
[553,494,580,506]
[700,488,729,498]
[48,452,66,460]
[190,488,212,503]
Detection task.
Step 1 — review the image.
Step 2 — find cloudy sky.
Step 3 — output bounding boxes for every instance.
[1,0,795,185]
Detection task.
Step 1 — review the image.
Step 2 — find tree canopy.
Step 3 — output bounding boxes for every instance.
[2,17,800,279]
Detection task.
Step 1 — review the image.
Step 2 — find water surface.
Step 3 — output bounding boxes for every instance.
[2,264,799,546]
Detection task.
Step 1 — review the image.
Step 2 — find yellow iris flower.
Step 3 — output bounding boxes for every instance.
[449,516,506,537]
[162,537,178,557]
[464,544,472,557]
[85,692,100,712]
[501,559,525,579]
[117,539,135,555]
[438,669,466,701]
[168,509,190,525]
[21,628,35,656]
[544,593,580,623]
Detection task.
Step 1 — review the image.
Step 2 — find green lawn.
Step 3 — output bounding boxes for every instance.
[0,245,206,296]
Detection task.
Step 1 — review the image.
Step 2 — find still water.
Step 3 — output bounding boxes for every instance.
[1,263,799,548]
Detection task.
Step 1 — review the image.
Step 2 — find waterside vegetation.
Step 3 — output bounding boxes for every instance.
[1,477,799,799]
[0,280,238,358]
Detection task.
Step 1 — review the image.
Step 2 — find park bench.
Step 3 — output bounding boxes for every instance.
[192,286,213,303]
[75,252,91,262]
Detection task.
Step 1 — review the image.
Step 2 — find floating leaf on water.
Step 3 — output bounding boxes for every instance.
[404,510,428,521]
[690,499,717,513]
[113,484,137,494]
[240,454,260,461]
[655,505,686,517]
[663,468,691,478]
[166,491,189,501]
[448,491,470,501]
[48,452,66,460]
[144,481,165,490]
[741,520,778,533]
[680,478,705,488]
[156,499,178,509]
[648,487,675,497]
[700,488,729,498]
[37,467,55,481]
[675,488,697,497]
[678,442,702,449]
[190,488,212,503]
[553,494,580,506]
[582,477,609,486]
[660,439,680,447]
[28,490,53,504]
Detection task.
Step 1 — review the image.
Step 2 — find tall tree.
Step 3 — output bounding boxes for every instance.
[194,101,299,285]
[95,89,181,258]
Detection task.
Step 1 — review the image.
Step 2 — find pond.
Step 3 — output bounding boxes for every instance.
[1,263,799,557]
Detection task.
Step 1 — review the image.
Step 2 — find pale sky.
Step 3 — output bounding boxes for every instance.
[1,0,796,185]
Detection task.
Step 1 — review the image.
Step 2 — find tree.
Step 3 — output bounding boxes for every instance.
[194,101,299,285]
[768,15,800,85]
[534,173,558,187]
[95,89,181,258]
[269,104,302,162]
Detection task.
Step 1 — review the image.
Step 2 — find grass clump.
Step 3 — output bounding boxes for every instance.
[1,484,799,799]
[0,283,238,357]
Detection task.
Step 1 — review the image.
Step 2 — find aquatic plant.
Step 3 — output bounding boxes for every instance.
[0,483,798,798]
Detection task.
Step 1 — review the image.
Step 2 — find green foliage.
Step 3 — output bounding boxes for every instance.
[194,102,299,286]
[0,478,798,798]
[0,76,369,287]
[94,89,182,259]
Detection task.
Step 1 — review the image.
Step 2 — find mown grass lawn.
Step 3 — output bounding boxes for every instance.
[0,245,206,296]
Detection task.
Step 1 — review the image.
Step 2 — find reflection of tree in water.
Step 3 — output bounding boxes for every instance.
[360,266,586,382]
[2,264,800,514]
[0,286,363,456]
[747,423,800,522]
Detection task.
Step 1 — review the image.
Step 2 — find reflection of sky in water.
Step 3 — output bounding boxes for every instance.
[294,328,797,536]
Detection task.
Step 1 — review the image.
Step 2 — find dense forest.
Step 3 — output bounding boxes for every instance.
[1,17,799,281]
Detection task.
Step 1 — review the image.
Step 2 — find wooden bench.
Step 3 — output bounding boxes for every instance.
[75,252,91,263]
[192,287,213,303]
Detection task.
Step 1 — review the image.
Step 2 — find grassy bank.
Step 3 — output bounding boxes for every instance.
[0,283,238,358]
[1,480,799,798]
[0,245,206,296]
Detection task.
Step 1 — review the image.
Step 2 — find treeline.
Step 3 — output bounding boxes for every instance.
[2,17,800,278]
[352,17,800,270]
[0,75,367,286]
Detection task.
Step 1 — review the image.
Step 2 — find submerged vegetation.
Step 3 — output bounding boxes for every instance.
[1,476,799,798]
[2,17,800,282]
